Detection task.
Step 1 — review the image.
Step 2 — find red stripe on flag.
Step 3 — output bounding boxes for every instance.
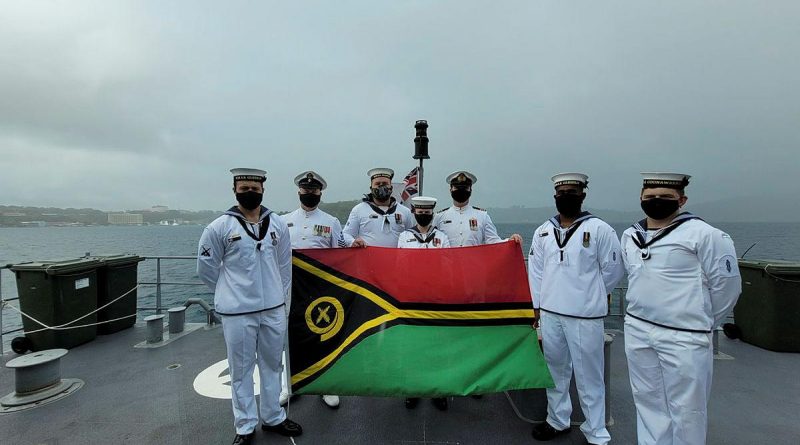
[296,242,531,304]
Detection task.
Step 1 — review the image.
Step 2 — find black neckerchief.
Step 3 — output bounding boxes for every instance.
[548,212,596,262]
[631,212,701,259]
[225,206,271,242]
[410,227,437,244]
[361,194,398,215]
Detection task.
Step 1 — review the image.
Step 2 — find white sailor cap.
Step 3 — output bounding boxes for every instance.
[446,170,477,186]
[230,168,266,182]
[367,168,394,180]
[410,196,437,209]
[551,172,589,188]
[641,172,691,189]
[294,171,327,190]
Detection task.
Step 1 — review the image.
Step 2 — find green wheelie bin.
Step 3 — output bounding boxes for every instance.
[734,259,800,352]
[10,258,101,351]
[94,254,145,335]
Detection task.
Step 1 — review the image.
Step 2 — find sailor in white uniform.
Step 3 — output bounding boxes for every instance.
[343,167,414,247]
[197,168,302,445]
[528,173,624,445]
[621,173,741,445]
[433,170,522,246]
[397,196,450,411]
[280,170,344,409]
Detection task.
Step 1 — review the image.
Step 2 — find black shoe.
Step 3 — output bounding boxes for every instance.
[470,394,483,399]
[232,432,254,445]
[432,397,448,411]
[261,418,303,437]
[405,397,420,409]
[531,422,571,441]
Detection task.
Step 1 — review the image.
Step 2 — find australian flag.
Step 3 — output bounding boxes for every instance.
[400,167,419,205]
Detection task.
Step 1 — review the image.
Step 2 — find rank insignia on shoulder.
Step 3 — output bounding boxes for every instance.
[200,246,212,257]
[472,206,485,211]
[437,207,449,213]
[539,232,548,237]
[583,232,590,247]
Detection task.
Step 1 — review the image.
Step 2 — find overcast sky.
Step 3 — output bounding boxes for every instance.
[0,1,797,213]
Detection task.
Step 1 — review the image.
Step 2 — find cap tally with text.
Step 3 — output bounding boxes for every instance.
[410,196,437,210]
[446,170,477,186]
[641,172,691,189]
[294,171,327,190]
[230,168,266,183]
[551,172,589,188]
[368,168,394,180]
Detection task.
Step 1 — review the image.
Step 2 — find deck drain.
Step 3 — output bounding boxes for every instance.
[167,364,182,370]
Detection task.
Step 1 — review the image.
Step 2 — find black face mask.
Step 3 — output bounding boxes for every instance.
[371,185,392,201]
[414,213,433,227]
[299,193,321,208]
[236,191,263,211]
[451,188,471,203]
[641,198,680,220]
[555,194,584,218]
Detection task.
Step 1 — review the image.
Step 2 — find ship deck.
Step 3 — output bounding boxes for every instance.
[1,323,798,445]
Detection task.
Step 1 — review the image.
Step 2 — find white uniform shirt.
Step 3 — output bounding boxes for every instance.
[281,207,345,249]
[434,205,504,247]
[621,214,742,332]
[343,198,414,247]
[397,227,451,248]
[197,207,292,315]
[528,213,624,318]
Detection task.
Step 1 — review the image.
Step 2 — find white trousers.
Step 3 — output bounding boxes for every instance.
[540,311,610,445]
[222,308,287,435]
[624,316,713,445]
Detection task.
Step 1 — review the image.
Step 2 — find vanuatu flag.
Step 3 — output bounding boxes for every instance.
[288,242,553,397]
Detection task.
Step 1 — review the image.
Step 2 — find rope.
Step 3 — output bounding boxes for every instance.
[762,264,800,283]
[2,284,141,334]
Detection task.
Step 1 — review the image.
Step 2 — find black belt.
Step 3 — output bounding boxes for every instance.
[216,302,285,316]
[626,312,712,334]
[540,308,605,320]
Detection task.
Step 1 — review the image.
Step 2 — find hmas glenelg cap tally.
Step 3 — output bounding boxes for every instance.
[410,196,437,209]
[641,172,691,189]
[230,168,266,182]
[294,171,327,190]
[446,170,477,186]
[551,172,589,188]
[368,168,394,180]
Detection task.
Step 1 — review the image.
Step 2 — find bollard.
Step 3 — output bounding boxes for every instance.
[1,348,83,412]
[168,307,186,334]
[144,314,165,344]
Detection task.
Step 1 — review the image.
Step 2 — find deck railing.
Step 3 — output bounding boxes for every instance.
[1,256,722,356]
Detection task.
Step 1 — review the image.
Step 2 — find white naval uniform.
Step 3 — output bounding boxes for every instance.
[197,206,292,434]
[282,207,346,249]
[433,204,504,247]
[397,227,451,248]
[279,207,344,401]
[528,212,624,445]
[621,213,741,445]
[343,198,414,247]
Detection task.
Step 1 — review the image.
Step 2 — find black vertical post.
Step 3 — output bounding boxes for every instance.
[413,120,430,195]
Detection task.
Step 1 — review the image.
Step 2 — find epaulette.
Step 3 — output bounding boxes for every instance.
[472,206,486,211]
[437,207,450,213]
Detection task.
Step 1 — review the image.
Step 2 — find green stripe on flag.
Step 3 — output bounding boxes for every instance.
[296,324,553,397]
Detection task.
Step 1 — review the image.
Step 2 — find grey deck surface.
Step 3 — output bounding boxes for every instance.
[1,325,798,445]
